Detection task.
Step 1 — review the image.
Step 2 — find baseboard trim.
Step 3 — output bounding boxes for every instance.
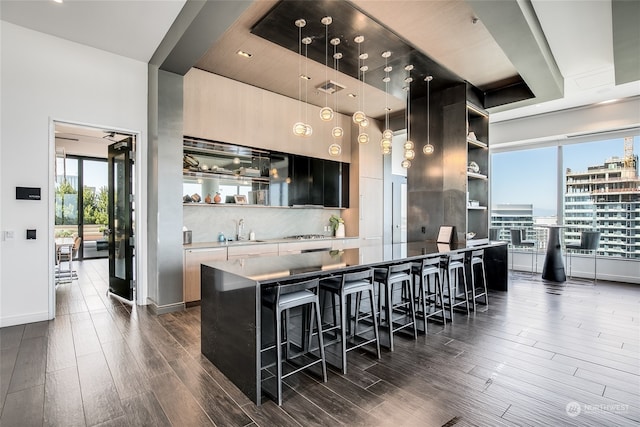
[147,300,185,315]
[0,311,51,328]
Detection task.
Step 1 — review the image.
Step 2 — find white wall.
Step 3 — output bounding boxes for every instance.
[0,22,148,327]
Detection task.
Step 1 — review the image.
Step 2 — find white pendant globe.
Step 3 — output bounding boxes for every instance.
[382,129,393,140]
[303,124,313,137]
[381,146,391,155]
[332,126,344,138]
[357,132,369,144]
[403,140,414,150]
[404,149,415,160]
[328,143,342,156]
[380,138,392,149]
[360,117,369,128]
[423,143,434,154]
[401,159,411,168]
[320,107,334,121]
[352,111,366,124]
[293,122,306,136]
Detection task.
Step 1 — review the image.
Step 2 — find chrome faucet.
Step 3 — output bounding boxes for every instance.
[236,218,246,240]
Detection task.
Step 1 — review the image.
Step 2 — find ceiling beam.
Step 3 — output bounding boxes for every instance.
[467,0,564,111]
[612,0,640,85]
[150,0,253,75]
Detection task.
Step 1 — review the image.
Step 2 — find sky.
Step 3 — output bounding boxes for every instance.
[491,136,639,217]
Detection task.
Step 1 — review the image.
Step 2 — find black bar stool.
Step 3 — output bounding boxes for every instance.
[320,268,380,374]
[261,277,327,405]
[510,228,537,274]
[566,230,601,283]
[440,252,469,322]
[466,249,488,311]
[411,256,445,333]
[374,262,417,351]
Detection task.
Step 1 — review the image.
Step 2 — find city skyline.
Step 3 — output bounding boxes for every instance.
[492,136,639,217]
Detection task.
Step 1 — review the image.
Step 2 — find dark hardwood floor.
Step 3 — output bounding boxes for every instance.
[1,260,638,426]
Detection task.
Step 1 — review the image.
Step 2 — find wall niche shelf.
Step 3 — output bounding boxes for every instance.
[182,136,348,208]
[467,171,488,180]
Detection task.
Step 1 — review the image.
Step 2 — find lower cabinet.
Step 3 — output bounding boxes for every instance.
[227,243,279,259]
[184,247,227,303]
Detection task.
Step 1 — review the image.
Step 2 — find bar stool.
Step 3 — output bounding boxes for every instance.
[566,230,601,283]
[411,256,445,333]
[374,262,417,351]
[510,228,537,274]
[261,277,327,405]
[440,252,469,322]
[465,249,489,311]
[320,269,380,374]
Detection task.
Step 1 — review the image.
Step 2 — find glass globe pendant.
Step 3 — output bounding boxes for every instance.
[328,143,342,156]
[357,132,369,144]
[401,159,411,169]
[404,140,414,150]
[303,124,313,137]
[320,107,334,121]
[332,126,344,138]
[293,122,307,136]
[423,143,434,154]
[404,149,415,160]
[382,129,393,140]
[352,111,366,124]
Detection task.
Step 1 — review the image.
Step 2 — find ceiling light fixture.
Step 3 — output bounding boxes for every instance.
[319,17,334,122]
[302,35,313,136]
[329,35,343,156]
[423,75,434,155]
[236,50,252,58]
[353,36,369,144]
[402,65,414,168]
[293,19,307,137]
[380,50,393,155]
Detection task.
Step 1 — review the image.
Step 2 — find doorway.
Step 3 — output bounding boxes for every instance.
[52,121,139,313]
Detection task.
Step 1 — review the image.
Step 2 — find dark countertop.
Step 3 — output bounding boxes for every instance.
[203,240,508,287]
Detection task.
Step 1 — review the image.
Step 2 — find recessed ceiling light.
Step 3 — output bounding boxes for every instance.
[299,74,311,80]
[348,93,357,98]
[598,99,619,105]
[52,0,63,3]
[236,50,252,58]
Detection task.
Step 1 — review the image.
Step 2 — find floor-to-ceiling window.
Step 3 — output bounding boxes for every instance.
[491,132,640,280]
[55,155,109,260]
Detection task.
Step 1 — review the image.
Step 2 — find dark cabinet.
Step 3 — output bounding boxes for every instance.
[286,154,348,208]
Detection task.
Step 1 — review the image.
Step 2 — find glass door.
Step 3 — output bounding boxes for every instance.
[108,139,135,301]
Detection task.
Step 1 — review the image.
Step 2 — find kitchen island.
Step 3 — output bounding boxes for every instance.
[201,240,508,405]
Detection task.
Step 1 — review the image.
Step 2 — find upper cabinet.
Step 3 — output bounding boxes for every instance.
[183,137,348,208]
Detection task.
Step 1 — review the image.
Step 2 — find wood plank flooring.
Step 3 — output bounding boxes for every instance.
[1,261,638,426]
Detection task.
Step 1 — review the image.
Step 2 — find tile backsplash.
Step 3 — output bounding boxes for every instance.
[183,205,343,242]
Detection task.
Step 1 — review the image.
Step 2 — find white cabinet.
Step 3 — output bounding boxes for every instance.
[184,247,227,303]
[359,177,383,241]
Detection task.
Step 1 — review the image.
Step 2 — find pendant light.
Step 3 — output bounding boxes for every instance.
[423,75,434,155]
[355,36,369,144]
[328,36,343,156]
[402,64,414,168]
[302,35,313,136]
[380,50,393,155]
[352,36,367,125]
[293,19,307,137]
[319,17,334,122]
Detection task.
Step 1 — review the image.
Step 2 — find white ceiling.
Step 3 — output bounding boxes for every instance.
[1,0,638,125]
[0,0,186,62]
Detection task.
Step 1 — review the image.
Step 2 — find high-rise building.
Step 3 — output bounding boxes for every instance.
[490,204,536,242]
[564,140,639,259]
